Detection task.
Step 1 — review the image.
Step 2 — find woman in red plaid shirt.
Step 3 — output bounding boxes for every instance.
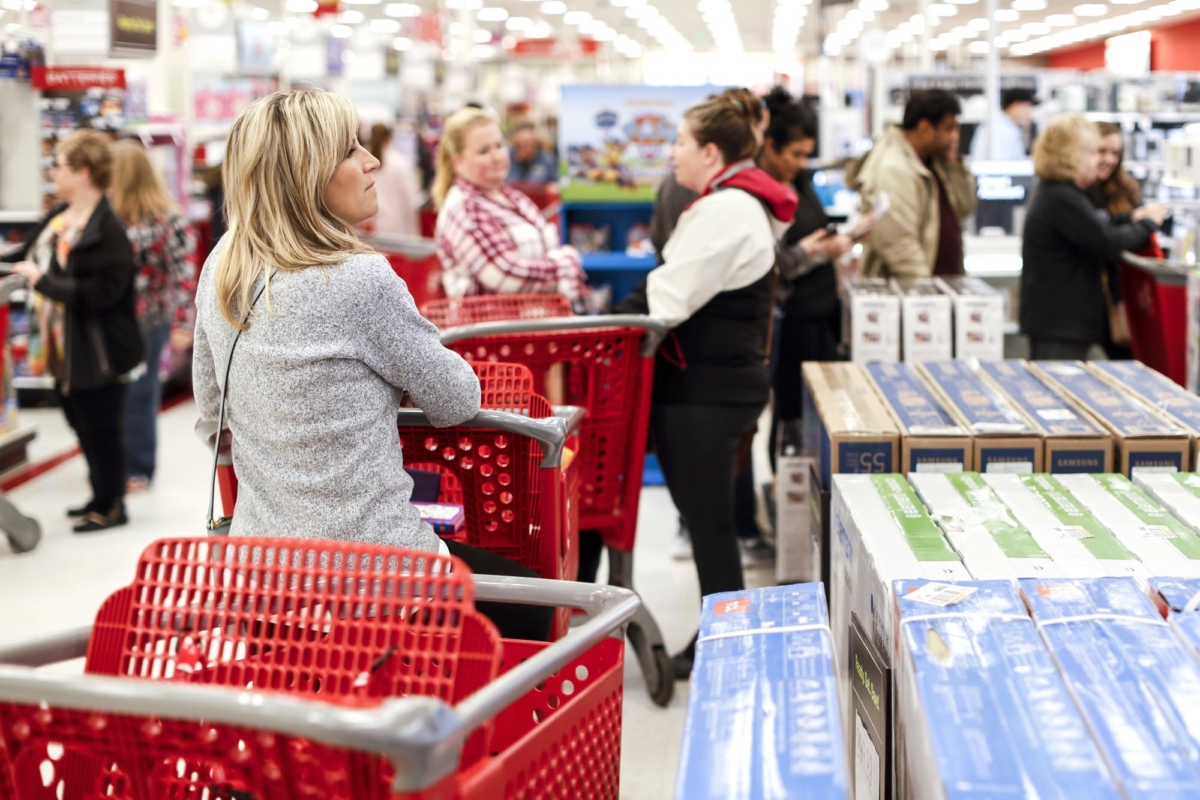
[432,107,585,305]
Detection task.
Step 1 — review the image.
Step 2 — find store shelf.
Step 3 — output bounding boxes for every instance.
[0,211,41,225]
[13,376,53,391]
[581,252,656,271]
[1085,111,1200,123]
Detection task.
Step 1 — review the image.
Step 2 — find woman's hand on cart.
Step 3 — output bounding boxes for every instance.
[9,261,40,287]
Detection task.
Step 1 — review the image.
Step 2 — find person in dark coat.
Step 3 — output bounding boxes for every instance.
[5,130,145,532]
[1020,114,1159,360]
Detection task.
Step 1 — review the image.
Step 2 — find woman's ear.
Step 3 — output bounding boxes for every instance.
[702,141,721,167]
[450,151,462,172]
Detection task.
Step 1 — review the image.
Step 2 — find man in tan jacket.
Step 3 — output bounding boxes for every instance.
[846,90,977,278]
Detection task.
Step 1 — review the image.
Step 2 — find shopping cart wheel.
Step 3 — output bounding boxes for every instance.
[627,605,674,707]
[3,515,40,554]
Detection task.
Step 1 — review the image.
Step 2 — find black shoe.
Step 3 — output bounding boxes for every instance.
[73,504,128,533]
[67,501,94,518]
[673,651,694,681]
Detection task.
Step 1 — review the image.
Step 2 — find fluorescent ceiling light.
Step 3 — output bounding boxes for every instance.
[1074,2,1107,12]
[477,6,508,20]
[330,23,352,37]
[929,4,958,15]
[994,8,1019,19]
[339,9,364,23]
[393,36,412,49]
[969,16,990,28]
[385,2,420,15]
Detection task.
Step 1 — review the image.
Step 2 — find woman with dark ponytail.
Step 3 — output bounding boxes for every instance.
[616,88,797,680]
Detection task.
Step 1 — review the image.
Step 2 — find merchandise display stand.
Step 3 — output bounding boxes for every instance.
[561,200,656,305]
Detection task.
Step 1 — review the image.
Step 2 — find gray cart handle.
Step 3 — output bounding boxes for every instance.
[0,275,26,304]
[439,314,670,358]
[196,408,574,470]
[370,233,438,258]
[0,575,640,793]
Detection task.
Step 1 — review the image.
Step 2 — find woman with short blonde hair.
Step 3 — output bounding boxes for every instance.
[1021,113,1140,359]
[4,129,144,531]
[110,140,196,493]
[192,89,549,640]
[434,106,585,304]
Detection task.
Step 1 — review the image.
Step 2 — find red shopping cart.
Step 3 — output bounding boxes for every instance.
[0,536,639,799]
[201,362,582,638]
[421,294,573,330]
[374,234,446,312]
[0,275,39,554]
[1120,251,1189,386]
[400,362,584,639]
[430,306,674,707]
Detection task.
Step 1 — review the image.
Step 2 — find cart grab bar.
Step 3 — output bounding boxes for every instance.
[0,275,26,305]
[553,404,587,436]
[439,314,671,357]
[397,408,569,468]
[0,626,92,667]
[0,576,640,793]
[1121,251,1194,271]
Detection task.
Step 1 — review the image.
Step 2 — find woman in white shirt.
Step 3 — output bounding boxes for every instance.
[616,88,797,680]
[361,123,421,238]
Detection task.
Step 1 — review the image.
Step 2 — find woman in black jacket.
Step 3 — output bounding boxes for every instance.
[1020,114,1157,360]
[5,130,145,532]
[758,89,852,450]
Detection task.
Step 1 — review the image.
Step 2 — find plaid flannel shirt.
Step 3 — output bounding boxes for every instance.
[436,177,584,301]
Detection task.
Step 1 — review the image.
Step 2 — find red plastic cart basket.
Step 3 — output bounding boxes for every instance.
[373,234,446,313]
[435,313,674,707]
[0,536,639,800]
[399,362,584,639]
[420,294,573,331]
[1120,251,1190,386]
[0,275,39,554]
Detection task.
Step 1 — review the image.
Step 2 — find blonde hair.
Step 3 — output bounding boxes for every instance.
[432,107,499,210]
[1033,113,1098,183]
[110,140,176,226]
[58,130,114,190]
[216,89,369,329]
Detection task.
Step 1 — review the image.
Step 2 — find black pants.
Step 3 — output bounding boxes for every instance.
[443,538,554,642]
[770,311,841,472]
[651,403,763,605]
[58,382,128,513]
[1028,338,1095,361]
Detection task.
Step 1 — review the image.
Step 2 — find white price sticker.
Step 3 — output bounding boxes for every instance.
[906,582,977,607]
[855,714,881,800]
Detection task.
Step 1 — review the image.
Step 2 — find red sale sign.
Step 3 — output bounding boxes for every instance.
[31,66,126,90]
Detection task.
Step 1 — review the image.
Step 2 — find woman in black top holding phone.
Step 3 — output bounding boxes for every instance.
[756,89,854,446]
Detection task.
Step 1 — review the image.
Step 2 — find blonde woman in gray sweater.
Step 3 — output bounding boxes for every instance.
[193,89,550,640]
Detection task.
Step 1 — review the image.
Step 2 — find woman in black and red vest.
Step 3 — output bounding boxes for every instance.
[617,88,797,680]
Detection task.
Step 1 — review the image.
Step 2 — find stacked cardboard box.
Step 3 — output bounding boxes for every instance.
[1022,577,1200,797]
[909,472,1060,580]
[895,579,1122,800]
[1056,473,1200,577]
[1148,577,1200,657]
[976,361,1113,473]
[802,362,900,493]
[919,360,1043,473]
[843,277,901,364]
[676,583,849,800]
[935,275,1006,361]
[1090,360,1200,467]
[891,277,952,363]
[775,420,819,585]
[1031,361,1190,475]
[830,474,969,797]
[865,362,972,473]
[981,474,1148,582]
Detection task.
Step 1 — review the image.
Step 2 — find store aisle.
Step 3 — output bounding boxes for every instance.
[0,398,773,799]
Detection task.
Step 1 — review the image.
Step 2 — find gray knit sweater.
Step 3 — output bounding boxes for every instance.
[193,244,481,552]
